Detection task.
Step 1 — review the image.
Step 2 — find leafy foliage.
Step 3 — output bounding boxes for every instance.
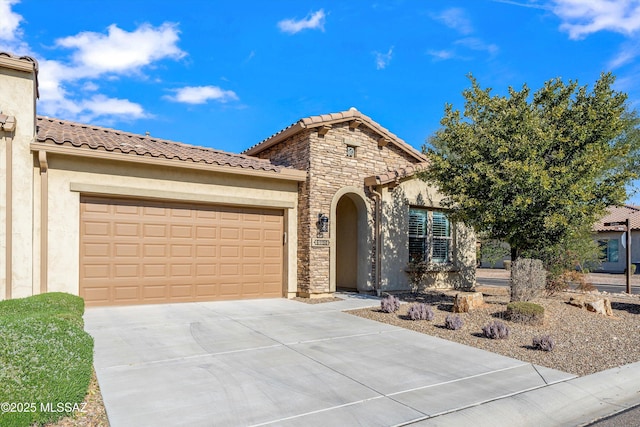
[480,239,510,267]
[445,314,464,330]
[482,320,510,339]
[380,295,401,313]
[407,303,435,321]
[423,73,640,258]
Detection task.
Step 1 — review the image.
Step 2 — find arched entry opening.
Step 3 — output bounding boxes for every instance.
[336,196,358,289]
[330,188,369,293]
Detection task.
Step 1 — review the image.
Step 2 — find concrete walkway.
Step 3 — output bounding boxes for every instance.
[84,294,637,426]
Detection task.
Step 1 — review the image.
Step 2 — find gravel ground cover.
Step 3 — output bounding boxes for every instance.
[348,286,640,377]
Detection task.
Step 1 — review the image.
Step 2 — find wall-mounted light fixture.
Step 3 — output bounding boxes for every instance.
[317,213,329,233]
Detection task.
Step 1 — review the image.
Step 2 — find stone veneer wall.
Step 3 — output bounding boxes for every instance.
[255,121,421,295]
[253,130,313,293]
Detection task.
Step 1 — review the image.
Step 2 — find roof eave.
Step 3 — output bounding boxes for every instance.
[243,122,306,156]
[31,142,307,182]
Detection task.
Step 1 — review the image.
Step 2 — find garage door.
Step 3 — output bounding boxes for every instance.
[80,196,284,306]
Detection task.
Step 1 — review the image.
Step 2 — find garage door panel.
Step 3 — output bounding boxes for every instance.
[80,196,284,306]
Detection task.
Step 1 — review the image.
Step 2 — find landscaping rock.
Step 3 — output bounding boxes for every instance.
[568,296,585,308]
[585,298,613,316]
[453,292,484,313]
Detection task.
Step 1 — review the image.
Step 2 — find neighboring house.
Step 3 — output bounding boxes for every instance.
[592,205,640,273]
[0,52,475,307]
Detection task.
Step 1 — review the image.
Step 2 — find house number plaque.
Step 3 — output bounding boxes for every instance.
[312,238,330,247]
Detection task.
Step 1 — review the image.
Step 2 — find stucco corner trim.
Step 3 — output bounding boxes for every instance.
[69,182,296,209]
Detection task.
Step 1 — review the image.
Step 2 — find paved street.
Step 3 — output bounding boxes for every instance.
[476,268,640,295]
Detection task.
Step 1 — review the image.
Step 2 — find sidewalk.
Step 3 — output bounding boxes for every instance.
[477,267,640,286]
[410,361,640,426]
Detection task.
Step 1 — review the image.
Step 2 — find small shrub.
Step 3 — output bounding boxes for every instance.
[532,335,555,351]
[506,301,545,325]
[407,303,434,321]
[445,314,464,330]
[511,258,546,302]
[380,295,401,313]
[482,320,510,339]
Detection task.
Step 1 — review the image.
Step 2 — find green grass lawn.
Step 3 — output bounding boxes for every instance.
[0,293,94,427]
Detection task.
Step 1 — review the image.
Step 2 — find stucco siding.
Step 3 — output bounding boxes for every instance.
[0,59,37,300]
[44,155,299,298]
[381,179,476,291]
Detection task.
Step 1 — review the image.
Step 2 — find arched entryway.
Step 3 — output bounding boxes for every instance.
[330,187,369,292]
[336,196,358,289]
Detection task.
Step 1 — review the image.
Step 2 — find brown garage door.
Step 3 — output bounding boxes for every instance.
[80,196,284,306]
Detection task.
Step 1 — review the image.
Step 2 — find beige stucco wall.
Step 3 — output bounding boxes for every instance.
[40,154,300,298]
[0,58,37,300]
[380,178,476,291]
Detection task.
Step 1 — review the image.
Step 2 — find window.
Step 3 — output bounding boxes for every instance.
[409,208,452,264]
[598,239,619,262]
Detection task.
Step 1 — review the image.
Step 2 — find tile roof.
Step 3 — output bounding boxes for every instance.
[364,162,430,186]
[243,107,426,161]
[593,205,640,232]
[34,116,285,173]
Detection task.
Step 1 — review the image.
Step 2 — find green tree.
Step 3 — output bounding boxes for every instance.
[423,73,640,260]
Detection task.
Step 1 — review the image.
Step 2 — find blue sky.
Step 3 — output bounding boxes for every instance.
[2,0,640,201]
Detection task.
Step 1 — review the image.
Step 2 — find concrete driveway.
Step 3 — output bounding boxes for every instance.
[84,294,573,427]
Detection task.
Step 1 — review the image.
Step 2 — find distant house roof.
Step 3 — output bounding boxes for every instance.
[243,107,427,162]
[33,116,305,180]
[593,205,640,232]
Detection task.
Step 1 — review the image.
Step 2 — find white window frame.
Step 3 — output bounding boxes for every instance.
[408,207,453,264]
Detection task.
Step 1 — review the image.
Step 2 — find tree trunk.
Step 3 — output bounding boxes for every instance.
[511,246,520,261]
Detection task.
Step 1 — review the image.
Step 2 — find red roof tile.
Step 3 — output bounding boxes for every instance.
[593,205,640,232]
[35,116,284,172]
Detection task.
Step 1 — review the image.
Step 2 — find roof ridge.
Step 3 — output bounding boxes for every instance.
[243,107,426,162]
[36,116,271,163]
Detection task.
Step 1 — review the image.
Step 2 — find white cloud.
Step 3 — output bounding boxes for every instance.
[455,37,499,55]
[165,86,239,104]
[433,8,473,35]
[55,23,185,76]
[278,9,326,34]
[427,49,456,61]
[551,0,640,39]
[0,0,28,53]
[0,0,22,40]
[374,47,394,70]
[81,95,146,118]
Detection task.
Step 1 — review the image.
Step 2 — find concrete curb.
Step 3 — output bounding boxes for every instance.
[410,361,640,426]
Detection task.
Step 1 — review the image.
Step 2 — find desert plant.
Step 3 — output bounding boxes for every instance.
[545,270,594,295]
[380,295,401,313]
[506,301,545,325]
[482,320,510,339]
[445,314,464,330]
[503,260,511,271]
[511,258,546,302]
[532,335,555,351]
[407,303,434,321]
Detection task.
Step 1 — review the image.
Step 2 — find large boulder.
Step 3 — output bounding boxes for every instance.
[585,298,613,316]
[568,295,613,316]
[453,292,484,313]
